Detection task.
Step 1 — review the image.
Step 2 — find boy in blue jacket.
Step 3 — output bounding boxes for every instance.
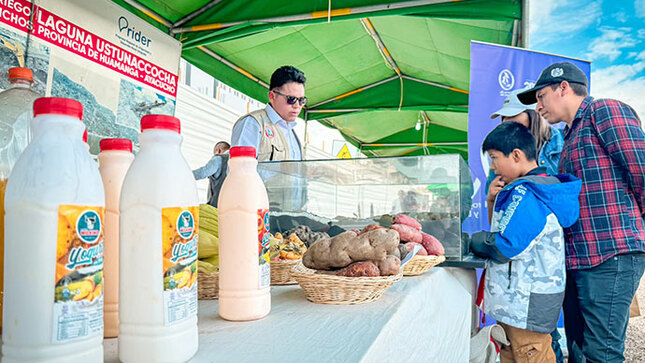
[471,122,581,362]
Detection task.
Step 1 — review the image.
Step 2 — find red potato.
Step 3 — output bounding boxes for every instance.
[392,214,422,231]
[390,224,422,243]
[335,261,380,277]
[360,224,385,234]
[404,242,428,256]
[420,232,445,256]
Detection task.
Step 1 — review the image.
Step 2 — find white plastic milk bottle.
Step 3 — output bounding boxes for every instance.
[218,146,271,321]
[119,115,199,362]
[0,67,40,331]
[2,97,105,362]
[98,138,133,338]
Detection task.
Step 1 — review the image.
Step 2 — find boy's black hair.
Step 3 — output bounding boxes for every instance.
[482,122,537,161]
[270,66,306,90]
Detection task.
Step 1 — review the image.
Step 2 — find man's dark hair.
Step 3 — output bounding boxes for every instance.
[482,122,537,161]
[215,141,230,149]
[549,82,588,97]
[214,141,230,154]
[270,66,306,90]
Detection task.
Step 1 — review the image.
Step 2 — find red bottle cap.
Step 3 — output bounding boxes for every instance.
[229,146,256,158]
[33,97,83,120]
[8,67,33,82]
[100,138,133,153]
[140,114,180,134]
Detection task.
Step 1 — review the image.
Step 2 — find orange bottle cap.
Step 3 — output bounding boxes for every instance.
[8,67,33,82]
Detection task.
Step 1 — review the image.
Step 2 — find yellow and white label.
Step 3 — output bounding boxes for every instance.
[53,205,104,344]
[161,206,198,326]
[258,209,270,288]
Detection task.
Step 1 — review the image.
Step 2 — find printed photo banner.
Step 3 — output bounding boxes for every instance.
[0,0,181,154]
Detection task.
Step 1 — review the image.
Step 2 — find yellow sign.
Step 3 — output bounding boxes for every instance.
[336,144,352,159]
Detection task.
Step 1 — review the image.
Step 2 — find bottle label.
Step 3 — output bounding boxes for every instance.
[53,205,105,344]
[258,209,270,288]
[161,206,198,326]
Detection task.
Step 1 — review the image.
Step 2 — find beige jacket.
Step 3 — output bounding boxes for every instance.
[232,108,301,161]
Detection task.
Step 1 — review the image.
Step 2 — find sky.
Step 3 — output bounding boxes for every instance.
[529,0,645,126]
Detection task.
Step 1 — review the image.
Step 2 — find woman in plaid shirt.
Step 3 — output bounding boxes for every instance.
[519,62,645,363]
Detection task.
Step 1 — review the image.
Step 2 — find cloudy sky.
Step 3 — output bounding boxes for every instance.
[529,0,645,126]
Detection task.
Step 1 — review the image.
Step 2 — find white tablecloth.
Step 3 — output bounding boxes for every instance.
[105,267,475,363]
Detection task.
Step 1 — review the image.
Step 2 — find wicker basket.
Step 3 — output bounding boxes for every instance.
[290,262,402,305]
[402,255,446,276]
[197,271,219,300]
[271,259,300,285]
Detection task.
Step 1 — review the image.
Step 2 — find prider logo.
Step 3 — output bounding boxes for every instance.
[118,16,152,47]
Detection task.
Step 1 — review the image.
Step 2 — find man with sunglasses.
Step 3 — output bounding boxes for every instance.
[231,66,307,211]
[518,62,645,363]
[231,65,307,162]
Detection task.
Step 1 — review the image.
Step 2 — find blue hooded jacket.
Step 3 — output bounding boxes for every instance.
[472,169,581,333]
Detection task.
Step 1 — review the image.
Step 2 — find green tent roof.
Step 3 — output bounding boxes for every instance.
[113,0,525,158]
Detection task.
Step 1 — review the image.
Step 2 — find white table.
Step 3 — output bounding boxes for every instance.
[105,267,476,363]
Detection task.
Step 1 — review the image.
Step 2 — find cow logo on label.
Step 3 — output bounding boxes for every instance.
[76,210,101,244]
[176,210,195,239]
[498,69,515,91]
[265,127,274,138]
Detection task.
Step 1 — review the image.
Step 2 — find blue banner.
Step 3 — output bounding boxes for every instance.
[463,42,591,233]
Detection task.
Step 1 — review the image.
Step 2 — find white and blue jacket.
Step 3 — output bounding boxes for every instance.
[472,168,581,333]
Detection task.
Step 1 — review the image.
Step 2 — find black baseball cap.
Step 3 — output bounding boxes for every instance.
[517,62,588,105]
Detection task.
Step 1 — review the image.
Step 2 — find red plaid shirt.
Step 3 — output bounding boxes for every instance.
[559,97,645,270]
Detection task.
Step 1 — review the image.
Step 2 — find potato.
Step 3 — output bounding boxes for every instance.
[303,229,399,270]
[392,214,422,230]
[390,224,422,243]
[335,261,380,277]
[420,232,445,256]
[374,255,400,276]
[404,242,428,256]
[398,244,409,260]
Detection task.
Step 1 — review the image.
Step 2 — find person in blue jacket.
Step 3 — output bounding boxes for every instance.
[471,122,581,362]
[193,141,230,208]
[486,89,567,363]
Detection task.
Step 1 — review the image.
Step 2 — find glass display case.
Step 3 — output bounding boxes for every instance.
[258,154,474,262]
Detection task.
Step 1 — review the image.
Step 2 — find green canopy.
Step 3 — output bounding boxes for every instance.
[113,0,525,158]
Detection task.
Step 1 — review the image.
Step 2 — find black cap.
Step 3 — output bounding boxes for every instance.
[517,62,588,105]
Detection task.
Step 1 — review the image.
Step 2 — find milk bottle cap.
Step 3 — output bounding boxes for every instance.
[8,67,33,82]
[33,97,83,119]
[141,114,181,134]
[100,138,133,153]
[229,146,256,158]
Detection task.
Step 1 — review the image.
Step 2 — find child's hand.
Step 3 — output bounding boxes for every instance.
[487,176,505,204]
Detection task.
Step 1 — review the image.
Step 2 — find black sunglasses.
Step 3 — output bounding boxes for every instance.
[272,89,307,106]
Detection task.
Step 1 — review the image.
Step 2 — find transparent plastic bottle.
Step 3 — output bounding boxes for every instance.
[98,138,133,338]
[0,67,40,330]
[2,97,105,362]
[119,115,199,363]
[218,146,271,321]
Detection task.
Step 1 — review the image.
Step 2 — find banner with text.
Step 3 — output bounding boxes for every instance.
[0,0,181,153]
[463,42,590,233]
